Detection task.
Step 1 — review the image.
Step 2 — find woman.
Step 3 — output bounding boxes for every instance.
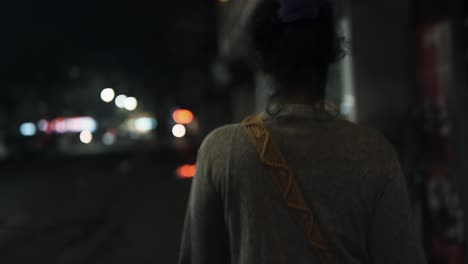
[179,0,427,263]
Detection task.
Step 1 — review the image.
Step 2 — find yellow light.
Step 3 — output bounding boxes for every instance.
[173,109,194,124]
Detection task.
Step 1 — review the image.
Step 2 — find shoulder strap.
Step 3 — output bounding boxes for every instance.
[242,115,339,264]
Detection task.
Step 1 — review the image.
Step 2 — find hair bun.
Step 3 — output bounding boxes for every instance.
[249,0,343,91]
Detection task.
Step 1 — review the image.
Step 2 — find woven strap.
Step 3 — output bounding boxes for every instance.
[242,115,339,264]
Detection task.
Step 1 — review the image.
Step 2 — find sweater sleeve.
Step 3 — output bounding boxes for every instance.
[368,158,427,263]
[178,136,230,264]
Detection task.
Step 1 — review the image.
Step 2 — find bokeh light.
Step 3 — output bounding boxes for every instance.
[172,109,194,124]
[172,124,187,138]
[20,123,37,137]
[79,130,93,144]
[176,164,196,179]
[102,132,116,146]
[115,95,127,108]
[124,97,138,111]
[37,119,49,132]
[134,117,157,133]
[100,88,115,103]
[49,117,98,134]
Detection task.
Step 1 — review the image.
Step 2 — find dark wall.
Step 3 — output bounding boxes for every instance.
[347,0,415,144]
[451,0,468,261]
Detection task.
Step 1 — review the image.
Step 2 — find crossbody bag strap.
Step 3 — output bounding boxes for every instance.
[242,115,339,264]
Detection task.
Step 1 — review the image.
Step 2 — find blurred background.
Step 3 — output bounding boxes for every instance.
[0,0,467,263]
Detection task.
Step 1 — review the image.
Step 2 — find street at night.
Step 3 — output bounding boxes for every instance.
[1,0,468,263]
[0,150,191,263]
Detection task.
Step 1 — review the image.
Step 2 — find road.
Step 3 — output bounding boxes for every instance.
[0,149,192,264]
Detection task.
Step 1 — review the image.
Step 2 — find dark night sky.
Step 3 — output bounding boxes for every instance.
[0,1,217,118]
[2,1,158,79]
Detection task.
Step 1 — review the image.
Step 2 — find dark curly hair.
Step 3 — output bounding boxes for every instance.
[249,0,344,102]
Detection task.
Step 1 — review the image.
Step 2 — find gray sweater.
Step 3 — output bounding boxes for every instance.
[179,104,427,264]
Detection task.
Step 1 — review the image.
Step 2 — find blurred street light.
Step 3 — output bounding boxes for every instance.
[115,95,127,108]
[20,123,36,136]
[134,117,157,133]
[100,88,116,103]
[48,117,98,134]
[124,97,138,111]
[79,130,93,144]
[102,132,116,146]
[37,119,49,132]
[177,164,196,179]
[172,124,186,138]
[173,109,194,124]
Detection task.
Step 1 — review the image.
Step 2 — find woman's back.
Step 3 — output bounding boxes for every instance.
[179,105,427,263]
[179,0,427,262]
